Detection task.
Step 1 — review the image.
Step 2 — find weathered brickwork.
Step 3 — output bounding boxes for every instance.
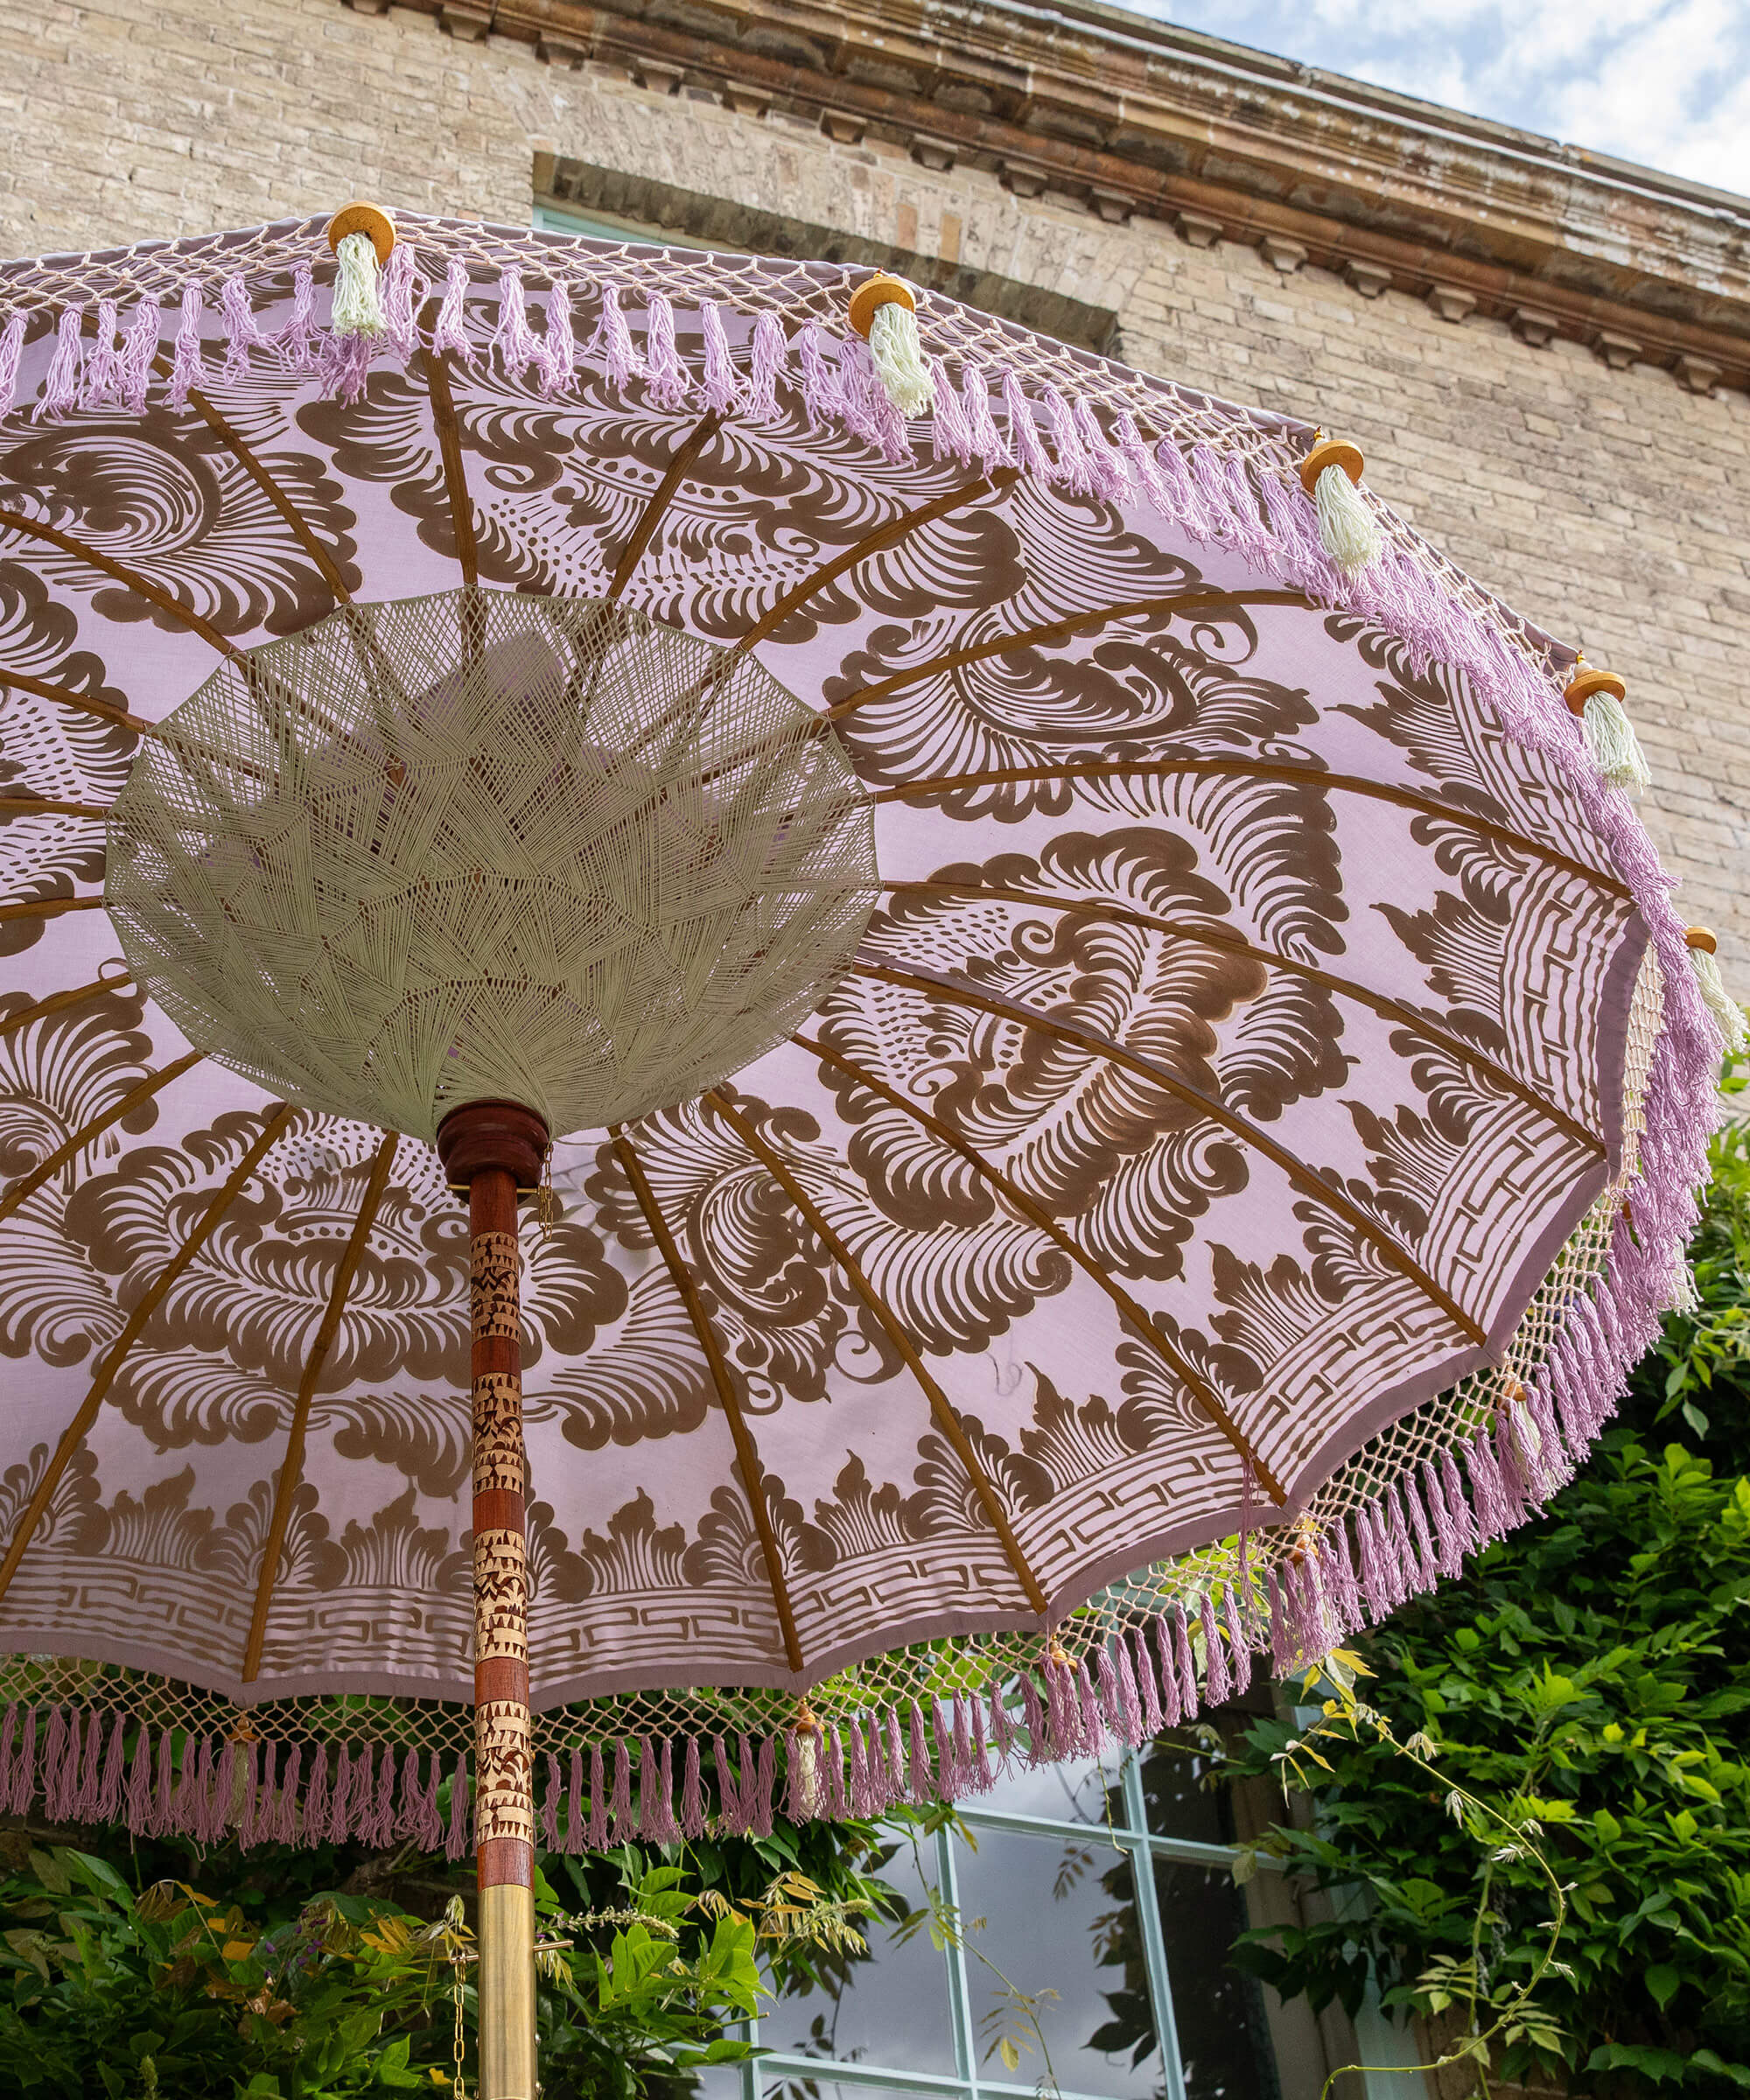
[2,0,1746,963]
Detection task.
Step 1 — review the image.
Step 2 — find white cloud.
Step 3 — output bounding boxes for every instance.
[1130,0,1750,198]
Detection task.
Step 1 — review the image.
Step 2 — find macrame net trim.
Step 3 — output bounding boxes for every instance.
[0,214,1577,710]
[0,950,1689,1850]
[106,591,877,1143]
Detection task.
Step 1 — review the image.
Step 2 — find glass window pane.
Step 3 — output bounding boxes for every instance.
[1138,1732,1239,1846]
[766,2087,950,2100]
[758,1834,956,2075]
[973,1752,1126,1828]
[1152,1861,1281,2100]
[955,1825,1158,2099]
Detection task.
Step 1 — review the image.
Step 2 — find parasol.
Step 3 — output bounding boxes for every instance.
[0,206,1736,2096]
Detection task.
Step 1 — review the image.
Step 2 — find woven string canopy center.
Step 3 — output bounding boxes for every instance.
[105,590,878,1142]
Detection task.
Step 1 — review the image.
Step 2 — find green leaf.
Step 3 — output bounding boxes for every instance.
[1644,1963,1681,2010]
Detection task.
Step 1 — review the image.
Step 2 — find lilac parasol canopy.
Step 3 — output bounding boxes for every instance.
[0,209,1729,1858]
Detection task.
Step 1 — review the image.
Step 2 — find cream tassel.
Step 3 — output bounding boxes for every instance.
[1299,437,1381,577]
[1564,666,1650,794]
[849,272,935,417]
[325,203,396,341]
[1670,1252,1702,1317]
[1685,928,1748,1057]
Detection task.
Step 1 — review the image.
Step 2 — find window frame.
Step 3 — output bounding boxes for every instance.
[731,1746,1276,2100]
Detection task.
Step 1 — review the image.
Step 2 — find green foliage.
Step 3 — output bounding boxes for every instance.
[1228,1086,1750,2094]
[0,1803,910,2096]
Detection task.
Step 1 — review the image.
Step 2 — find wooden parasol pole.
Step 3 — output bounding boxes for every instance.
[437,1097,551,2100]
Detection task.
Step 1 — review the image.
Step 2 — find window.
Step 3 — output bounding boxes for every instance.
[715,1740,1306,2100]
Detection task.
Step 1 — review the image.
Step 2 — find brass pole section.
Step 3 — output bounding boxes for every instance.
[436,1098,549,2100]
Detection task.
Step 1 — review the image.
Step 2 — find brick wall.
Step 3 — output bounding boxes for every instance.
[2,0,1746,963]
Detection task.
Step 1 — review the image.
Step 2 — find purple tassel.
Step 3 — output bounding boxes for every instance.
[211,1741,237,1844]
[961,360,1007,466]
[276,265,316,372]
[1134,1629,1159,1730]
[382,242,422,362]
[1354,1505,1390,1620]
[1003,369,1052,479]
[74,1710,105,1821]
[907,1703,934,1803]
[539,281,577,395]
[609,1741,633,1842]
[1043,1660,1077,1758]
[1152,436,1218,540]
[81,300,122,410]
[542,1754,562,1852]
[372,1746,398,1848]
[188,1736,218,1843]
[680,1739,705,1840]
[1493,1412,1533,1522]
[181,1734,208,1844]
[589,283,641,391]
[1153,1620,1183,1728]
[588,1747,609,1848]
[1076,398,1134,504]
[172,1728,203,1837]
[564,1749,585,1853]
[96,1712,127,1822]
[754,1736,777,1838]
[640,297,690,410]
[494,268,542,382]
[220,274,273,383]
[1096,1647,1122,1734]
[1019,1671,1050,1764]
[785,1728,815,1823]
[930,357,973,464]
[1466,1428,1510,1544]
[0,313,25,416]
[847,1719,872,1816]
[327,1746,354,1842]
[275,1746,302,1847]
[699,302,742,414]
[1077,1665,1104,1756]
[822,1727,848,1819]
[1111,1640,1144,1748]
[168,284,207,407]
[1438,1450,1478,1559]
[795,321,842,428]
[635,1738,659,1840]
[1043,388,1094,494]
[970,1704,995,1793]
[0,1706,16,1811]
[400,1747,438,1849]
[123,1726,150,1833]
[444,1753,471,1863]
[252,1745,280,1847]
[302,1744,331,1846]
[1224,1587,1252,1697]
[1171,1606,1199,1719]
[1402,1475,1439,1590]
[1200,1594,1232,1705]
[41,1707,70,1821]
[430,260,473,363]
[34,309,84,423]
[986,1676,1016,1761]
[885,1709,906,1801]
[1266,1568,1293,1672]
[951,1694,976,1792]
[1383,1488,1420,1600]
[652,1738,680,1842]
[745,309,786,420]
[929,1702,956,1801]
[714,1738,744,1836]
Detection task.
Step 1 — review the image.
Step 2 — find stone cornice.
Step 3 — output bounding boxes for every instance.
[351,0,1750,388]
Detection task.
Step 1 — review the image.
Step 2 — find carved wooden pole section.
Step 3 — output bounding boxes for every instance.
[436,1097,550,2100]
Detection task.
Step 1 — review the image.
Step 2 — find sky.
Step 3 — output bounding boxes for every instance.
[1132,0,1750,199]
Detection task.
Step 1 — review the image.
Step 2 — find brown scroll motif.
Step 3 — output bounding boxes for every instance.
[472,1372,527,1497]
[474,1698,536,1847]
[471,1231,522,1339]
